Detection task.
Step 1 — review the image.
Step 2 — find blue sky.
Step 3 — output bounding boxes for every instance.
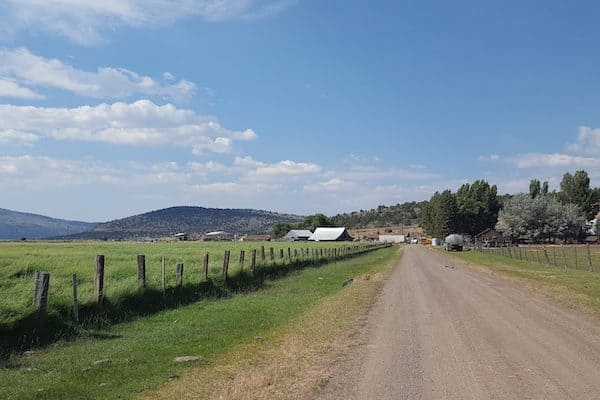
[1,1,600,221]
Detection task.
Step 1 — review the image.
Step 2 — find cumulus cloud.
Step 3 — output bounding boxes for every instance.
[0,0,296,44]
[0,78,44,99]
[233,156,322,182]
[304,178,353,192]
[511,153,600,169]
[0,48,196,102]
[566,126,600,155]
[478,154,500,161]
[0,129,39,144]
[0,99,256,154]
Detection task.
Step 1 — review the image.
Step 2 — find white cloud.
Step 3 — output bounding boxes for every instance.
[0,48,196,102]
[304,178,353,193]
[0,0,296,44]
[0,129,39,144]
[478,154,500,161]
[511,153,600,169]
[0,78,44,99]
[0,99,256,154]
[566,126,600,155]
[192,137,233,155]
[233,156,322,182]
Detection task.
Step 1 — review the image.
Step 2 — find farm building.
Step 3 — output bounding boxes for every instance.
[284,229,313,241]
[474,228,507,247]
[308,227,353,242]
[173,232,189,241]
[378,234,405,243]
[241,234,271,241]
[202,231,234,241]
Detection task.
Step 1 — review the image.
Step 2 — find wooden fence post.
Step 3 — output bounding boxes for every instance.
[251,249,257,274]
[72,273,79,323]
[294,248,298,259]
[239,250,245,271]
[552,247,557,266]
[518,247,522,260]
[95,255,105,306]
[137,254,146,290]
[280,248,284,259]
[37,272,50,326]
[223,250,230,281]
[270,247,274,261]
[562,246,568,268]
[575,246,579,269]
[176,263,184,287]
[587,244,593,272]
[287,247,291,260]
[33,271,42,306]
[162,256,166,294]
[260,246,265,261]
[543,247,550,265]
[203,252,209,281]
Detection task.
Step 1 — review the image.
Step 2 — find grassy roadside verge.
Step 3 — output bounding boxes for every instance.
[1,246,398,400]
[443,249,600,316]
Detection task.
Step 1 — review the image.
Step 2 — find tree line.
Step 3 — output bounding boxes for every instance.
[421,170,600,243]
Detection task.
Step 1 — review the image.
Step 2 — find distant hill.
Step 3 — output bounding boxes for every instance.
[0,208,95,240]
[330,201,427,228]
[63,206,303,240]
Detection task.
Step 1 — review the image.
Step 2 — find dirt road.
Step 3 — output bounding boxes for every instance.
[314,246,600,400]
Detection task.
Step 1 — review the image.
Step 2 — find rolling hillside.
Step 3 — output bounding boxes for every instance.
[0,208,94,240]
[64,206,303,239]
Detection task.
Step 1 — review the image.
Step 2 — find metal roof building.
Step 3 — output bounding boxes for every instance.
[308,227,353,242]
[284,229,313,241]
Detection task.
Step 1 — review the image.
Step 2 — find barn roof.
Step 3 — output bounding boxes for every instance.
[308,227,353,241]
[285,229,313,238]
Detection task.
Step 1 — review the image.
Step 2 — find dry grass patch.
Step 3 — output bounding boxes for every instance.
[141,254,398,400]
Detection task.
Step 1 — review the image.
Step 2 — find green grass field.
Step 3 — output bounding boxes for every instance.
[0,246,397,400]
[444,248,600,316]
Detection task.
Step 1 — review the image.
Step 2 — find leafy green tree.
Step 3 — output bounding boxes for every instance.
[270,222,294,238]
[496,194,585,242]
[302,214,332,231]
[559,170,599,219]
[422,190,459,237]
[541,181,549,195]
[455,180,500,236]
[529,179,541,198]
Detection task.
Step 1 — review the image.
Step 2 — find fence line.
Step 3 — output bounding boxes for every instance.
[19,243,389,329]
[474,244,599,273]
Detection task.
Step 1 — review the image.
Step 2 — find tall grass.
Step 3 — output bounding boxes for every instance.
[0,241,380,355]
[0,247,397,400]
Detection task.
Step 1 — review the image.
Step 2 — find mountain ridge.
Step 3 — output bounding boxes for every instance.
[59,206,303,239]
[0,208,95,240]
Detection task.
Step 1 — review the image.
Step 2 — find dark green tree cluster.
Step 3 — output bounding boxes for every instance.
[558,170,600,220]
[421,180,500,238]
[330,201,426,228]
[270,213,333,238]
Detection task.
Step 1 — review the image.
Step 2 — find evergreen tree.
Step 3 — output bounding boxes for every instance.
[529,179,541,198]
[559,170,599,219]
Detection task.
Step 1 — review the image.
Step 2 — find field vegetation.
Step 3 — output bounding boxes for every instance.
[0,245,397,400]
[0,241,375,355]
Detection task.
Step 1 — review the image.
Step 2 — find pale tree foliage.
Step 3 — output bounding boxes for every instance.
[496,194,585,242]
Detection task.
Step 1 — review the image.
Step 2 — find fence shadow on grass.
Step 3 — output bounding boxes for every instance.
[0,248,382,359]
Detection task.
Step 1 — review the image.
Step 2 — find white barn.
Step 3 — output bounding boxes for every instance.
[284,229,313,241]
[308,227,353,242]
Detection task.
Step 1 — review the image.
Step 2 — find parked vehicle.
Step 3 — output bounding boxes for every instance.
[444,234,464,251]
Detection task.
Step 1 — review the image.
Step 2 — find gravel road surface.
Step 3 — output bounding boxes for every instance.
[314,246,600,400]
